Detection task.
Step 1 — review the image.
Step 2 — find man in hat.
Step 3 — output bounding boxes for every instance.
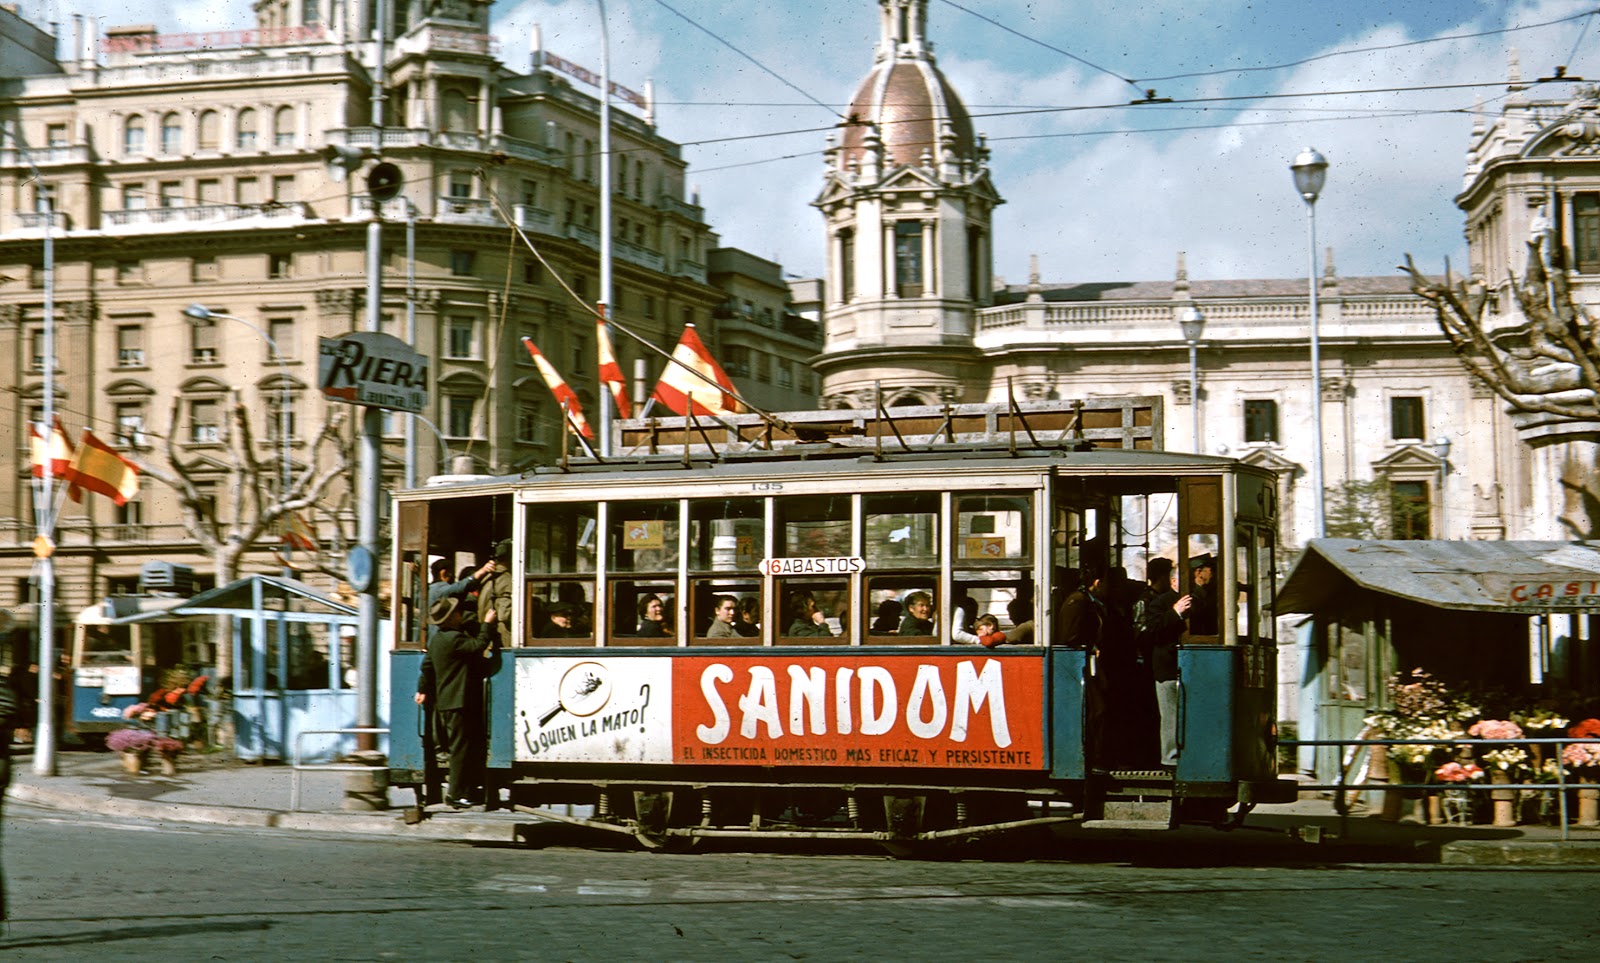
[1186,554,1217,636]
[429,554,494,607]
[480,539,515,648]
[1135,557,1192,768]
[414,596,496,808]
[542,603,585,638]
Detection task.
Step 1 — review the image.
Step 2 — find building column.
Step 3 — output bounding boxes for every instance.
[922,217,936,297]
[883,221,896,298]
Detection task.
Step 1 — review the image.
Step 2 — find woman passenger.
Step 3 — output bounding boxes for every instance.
[734,596,761,637]
[637,594,672,637]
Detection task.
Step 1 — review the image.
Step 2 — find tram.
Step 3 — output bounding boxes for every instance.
[386,399,1293,852]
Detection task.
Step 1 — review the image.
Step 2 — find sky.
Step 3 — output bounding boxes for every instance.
[26,0,1600,285]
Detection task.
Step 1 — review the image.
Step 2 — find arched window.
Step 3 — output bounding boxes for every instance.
[236,108,258,149]
[160,113,182,155]
[198,110,219,151]
[273,106,295,147]
[123,115,145,156]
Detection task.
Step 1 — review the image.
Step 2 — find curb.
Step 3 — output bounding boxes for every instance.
[1439,840,1600,866]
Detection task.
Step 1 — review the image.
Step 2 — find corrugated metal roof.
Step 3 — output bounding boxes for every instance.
[1276,539,1600,614]
[116,575,356,622]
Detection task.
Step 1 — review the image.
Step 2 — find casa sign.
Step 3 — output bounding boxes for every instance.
[318,333,429,413]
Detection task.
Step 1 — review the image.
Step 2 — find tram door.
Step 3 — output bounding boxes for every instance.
[1047,482,1113,778]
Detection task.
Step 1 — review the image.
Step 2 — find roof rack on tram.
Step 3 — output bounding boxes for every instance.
[595,396,1163,464]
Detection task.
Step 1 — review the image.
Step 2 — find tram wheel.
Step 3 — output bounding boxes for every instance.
[630,788,707,853]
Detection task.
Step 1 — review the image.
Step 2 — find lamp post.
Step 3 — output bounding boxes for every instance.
[1432,435,1452,540]
[183,305,293,499]
[1291,147,1329,539]
[1179,305,1206,452]
[596,0,616,456]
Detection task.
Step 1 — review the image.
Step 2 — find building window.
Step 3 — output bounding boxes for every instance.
[1243,399,1278,444]
[123,115,145,156]
[583,204,595,228]
[1390,480,1431,539]
[189,399,221,443]
[191,318,218,361]
[159,181,183,209]
[236,108,257,149]
[446,395,476,437]
[448,170,473,198]
[516,404,538,442]
[571,339,586,374]
[197,178,221,206]
[442,89,472,132]
[582,138,594,181]
[194,482,218,519]
[116,324,145,365]
[777,359,793,389]
[840,229,855,301]
[265,393,297,444]
[446,316,480,359]
[115,402,147,448]
[894,221,924,297]
[235,176,259,206]
[572,274,588,300]
[1577,193,1600,275]
[115,261,144,285]
[192,257,219,282]
[268,252,293,280]
[754,351,771,383]
[273,106,295,147]
[523,259,541,285]
[113,500,145,540]
[160,113,182,154]
[121,183,146,211]
[450,250,475,276]
[644,296,656,320]
[27,327,46,371]
[271,174,296,203]
[1391,396,1425,441]
[46,123,67,147]
[34,182,56,214]
[198,110,219,150]
[268,317,295,358]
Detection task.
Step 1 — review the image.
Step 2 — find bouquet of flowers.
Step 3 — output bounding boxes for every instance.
[1468,719,1524,740]
[1563,742,1600,769]
[1433,761,1484,783]
[1571,718,1600,739]
[1513,707,1569,733]
[106,728,156,754]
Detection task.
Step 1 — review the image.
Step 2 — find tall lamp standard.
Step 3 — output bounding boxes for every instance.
[1179,305,1206,451]
[1432,435,1452,539]
[1291,147,1330,538]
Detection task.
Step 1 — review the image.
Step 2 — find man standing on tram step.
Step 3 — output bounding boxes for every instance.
[415,597,497,809]
[429,554,494,607]
[1135,558,1193,769]
[705,595,741,639]
[1186,554,1218,636]
[480,540,516,648]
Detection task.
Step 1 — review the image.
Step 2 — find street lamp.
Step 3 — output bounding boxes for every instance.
[1432,435,1452,540]
[183,304,293,500]
[1179,305,1206,452]
[1291,147,1329,539]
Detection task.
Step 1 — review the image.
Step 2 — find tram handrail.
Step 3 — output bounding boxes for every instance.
[1279,735,1596,841]
[289,727,390,812]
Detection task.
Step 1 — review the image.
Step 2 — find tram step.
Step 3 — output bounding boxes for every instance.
[1102,769,1175,781]
[1081,819,1170,832]
[1098,801,1172,824]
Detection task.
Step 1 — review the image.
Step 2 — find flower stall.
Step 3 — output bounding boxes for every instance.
[1276,539,1600,812]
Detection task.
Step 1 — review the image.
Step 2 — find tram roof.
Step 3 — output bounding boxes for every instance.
[112,575,357,622]
[1277,538,1600,615]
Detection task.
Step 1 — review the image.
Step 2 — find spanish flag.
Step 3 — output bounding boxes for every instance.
[651,324,742,418]
[596,314,631,419]
[521,336,593,439]
[29,417,81,503]
[281,511,318,552]
[65,430,140,505]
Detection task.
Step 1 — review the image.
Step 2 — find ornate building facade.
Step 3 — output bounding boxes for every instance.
[0,1,819,620]
[814,0,1532,553]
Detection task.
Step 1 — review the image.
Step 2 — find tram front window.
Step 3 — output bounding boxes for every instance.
[79,625,132,666]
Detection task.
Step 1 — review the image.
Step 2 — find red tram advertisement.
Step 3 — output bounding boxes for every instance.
[387,400,1295,854]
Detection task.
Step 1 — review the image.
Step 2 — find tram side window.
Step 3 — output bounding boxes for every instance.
[525,502,598,645]
[777,494,851,557]
[864,493,938,642]
[1180,477,1223,640]
[779,579,848,643]
[955,494,1035,643]
[689,498,763,644]
[608,501,680,645]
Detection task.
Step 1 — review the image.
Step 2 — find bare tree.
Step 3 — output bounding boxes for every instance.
[136,390,351,686]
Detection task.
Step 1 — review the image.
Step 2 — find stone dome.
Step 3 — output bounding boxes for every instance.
[839,58,976,171]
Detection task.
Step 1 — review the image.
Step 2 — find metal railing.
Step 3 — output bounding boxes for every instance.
[289,727,388,812]
[1282,736,1597,842]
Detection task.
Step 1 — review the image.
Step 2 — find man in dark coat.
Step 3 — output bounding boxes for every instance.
[479,539,515,648]
[1186,553,1217,636]
[1135,557,1192,768]
[414,596,496,808]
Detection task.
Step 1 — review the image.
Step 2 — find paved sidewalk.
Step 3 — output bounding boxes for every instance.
[6,747,1600,865]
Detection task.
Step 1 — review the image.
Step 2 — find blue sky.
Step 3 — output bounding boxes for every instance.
[33,0,1600,284]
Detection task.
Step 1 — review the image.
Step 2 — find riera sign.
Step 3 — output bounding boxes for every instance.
[318,333,428,413]
[512,654,1045,771]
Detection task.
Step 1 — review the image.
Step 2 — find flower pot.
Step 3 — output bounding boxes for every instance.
[119,750,146,775]
[159,755,179,777]
[1426,793,1444,825]
[1490,769,1516,826]
[1578,784,1600,828]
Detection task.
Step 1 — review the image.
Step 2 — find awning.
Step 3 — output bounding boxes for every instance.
[1275,538,1600,615]
[114,574,357,622]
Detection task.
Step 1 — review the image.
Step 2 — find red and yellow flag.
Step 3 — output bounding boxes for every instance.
[651,324,743,418]
[28,417,73,478]
[66,429,140,505]
[281,510,318,552]
[521,336,594,439]
[596,313,631,419]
